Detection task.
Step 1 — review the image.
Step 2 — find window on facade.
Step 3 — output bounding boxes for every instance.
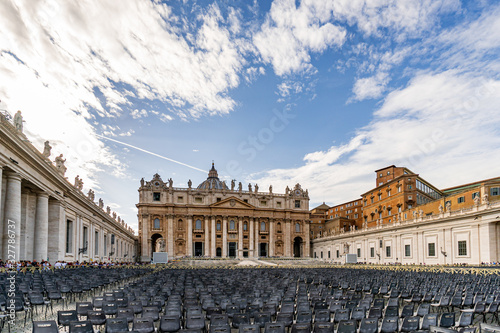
[195,219,202,230]
[386,246,391,257]
[357,248,361,257]
[153,192,161,201]
[229,220,236,230]
[66,220,73,253]
[321,252,323,258]
[260,200,267,206]
[195,197,203,203]
[378,194,382,200]
[405,244,411,257]
[408,205,412,209]
[336,250,339,258]
[408,185,412,190]
[277,201,281,208]
[364,216,367,223]
[111,234,115,245]
[472,192,480,199]
[457,196,465,204]
[408,195,412,200]
[178,220,183,230]
[154,218,160,229]
[244,199,248,203]
[379,212,382,219]
[216,222,221,231]
[379,240,383,248]
[387,190,391,196]
[216,197,221,202]
[379,173,383,178]
[428,242,436,256]
[243,222,248,231]
[260,222,266,231]
[328,251,331,258]
[371,197,374,204]
[398,206,402,213]
[490,187,499,196]
[95,231,99,255]
[458,241,467,256]
[354,214,358,219]
[177,196,184,203]
[398,187,402,193]
[370,247,375,258]
[295,200,301,208]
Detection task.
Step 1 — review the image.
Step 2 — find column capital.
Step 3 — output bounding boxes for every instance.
[4,170,22,181]
[35,191,50,198]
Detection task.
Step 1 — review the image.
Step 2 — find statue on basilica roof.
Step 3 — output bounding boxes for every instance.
[42,140,52,158]
[14,110,23,132]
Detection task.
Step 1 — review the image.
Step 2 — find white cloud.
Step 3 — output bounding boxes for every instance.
[351,72,389,101]
[131,109,148,119]
[253,0,346,76]
[159,113,174,123]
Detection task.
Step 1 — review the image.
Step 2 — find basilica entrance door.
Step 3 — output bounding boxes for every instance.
[228,242,237,257]
[194,242,203,257]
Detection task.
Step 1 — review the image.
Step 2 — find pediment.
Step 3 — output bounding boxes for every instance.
[210,196,255,209]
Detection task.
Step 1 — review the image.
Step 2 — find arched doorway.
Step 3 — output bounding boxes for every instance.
[151,233,164,257]
[293,237,303,258]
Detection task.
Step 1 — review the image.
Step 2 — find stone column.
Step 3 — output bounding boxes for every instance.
[21,190,37,260]
[187,215,193,257]
[249,217,254,258]
[304,221,310,257]
[34,192,49,261]
[2,172,22,261]
[238,217,243,258]
[211,216,216,257]
[204,216,210,257]
[284,219,291,257]
[269,218,274,257]
[222,216,228,258]
[167,214,174,257]
[47,200,65,263]
[254,218,259,258]
[140,214,150,262]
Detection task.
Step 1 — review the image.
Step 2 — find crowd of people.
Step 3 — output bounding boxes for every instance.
[0,259,142,271]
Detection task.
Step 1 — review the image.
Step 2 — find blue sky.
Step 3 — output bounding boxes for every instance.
[1,0,500,232]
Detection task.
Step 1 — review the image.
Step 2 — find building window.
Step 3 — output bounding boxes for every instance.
[328,251,331,258]
[153,192,161,201]
[398,187,402,193]
[321,252,323,258]
[295,223,300,232]
[295,200,301,208]
[371,197,374,204]
[178,219,183,230]
[458,241,467,256]
[277,201,282,208]
[387,190,391,196]
[66,220,73,253]
[386,246,391,257]
[243,222,248,231]
[408,185,412,190]
[154,218,160,230]
[95,231,99,255]
[398,206,402,213]
[244,199,248,203]
[379,240,383,248]
[336,250,339,258]
[195,197,203,203]
[457,196,465,204]
[379,212,382,219]
[379,173,383,178]
[217,222,221,231]
[357,248,361,257]
[195,219,202,230]
[378,193,382,201]
[260,222,266,231]
[428,243,436,256]
[354,214,358,219]
[260,200,267,206]
[405,244,411,257]
[177,196,184,203]
[490,187,499,196]
[229,220,236,230]
[370,247,375,258]
[472,192,480,199]
[216,197,221,202]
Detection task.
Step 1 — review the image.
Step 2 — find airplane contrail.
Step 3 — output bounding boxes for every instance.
[96,134,206,173]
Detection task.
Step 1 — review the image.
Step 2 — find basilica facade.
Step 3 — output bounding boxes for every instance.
[136,164,311,261]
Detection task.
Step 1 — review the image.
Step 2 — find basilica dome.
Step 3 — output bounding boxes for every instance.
[197,163,228,190]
